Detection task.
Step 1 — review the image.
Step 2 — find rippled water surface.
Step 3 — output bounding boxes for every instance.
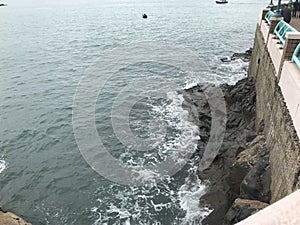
[1,0,266,224]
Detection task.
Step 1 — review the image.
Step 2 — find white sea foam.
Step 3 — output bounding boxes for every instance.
[134,169,161,183]
[183,81,199,90]
[179,174,212,225]
[0,159,7,174]
[217,58,249,85]
[34,202,71,225]
[92,89,209,225]
[107,204,131,219]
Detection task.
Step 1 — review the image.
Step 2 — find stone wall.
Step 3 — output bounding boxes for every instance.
[248,24,300,203]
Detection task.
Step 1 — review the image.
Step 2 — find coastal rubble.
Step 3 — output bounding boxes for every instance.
[220,48,252,63]
[183,65,271,224]
[0,208,32,225]
[223,198,269,224]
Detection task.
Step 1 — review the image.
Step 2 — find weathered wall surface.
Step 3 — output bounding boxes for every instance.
[248,24,300,203]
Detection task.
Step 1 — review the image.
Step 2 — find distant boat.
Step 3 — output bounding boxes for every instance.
[216,0,228,4]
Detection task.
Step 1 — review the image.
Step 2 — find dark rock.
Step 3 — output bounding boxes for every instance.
[258,120,265,133]
[200,190,231,225]
[183,76,272,224]
[240,158,271,202]
[231,48,253,62]
[245,134,257,142]
[221,57,231,62]
[232,135,271,203]
[0,3,7,6]
[236,135,266,167]
[183,77,260,224]
[220,48,253,63]
[223,135,267,221]
[223,198,268,225]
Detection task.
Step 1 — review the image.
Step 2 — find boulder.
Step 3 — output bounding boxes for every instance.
[0,208,32,225]
[240,157,271,202]
[220,48,253,63]
[226,135,266,198]
[231,49,252,62]
[223,198,268,224]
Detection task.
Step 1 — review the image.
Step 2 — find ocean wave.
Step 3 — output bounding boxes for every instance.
[90,89,207,225]
[179,173,212,225]
[0,159,7,174]
[216,57,249,85]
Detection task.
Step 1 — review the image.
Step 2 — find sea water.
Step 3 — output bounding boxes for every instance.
[0,0,266,224]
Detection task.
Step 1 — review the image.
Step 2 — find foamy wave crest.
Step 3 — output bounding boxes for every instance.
[179,173,212,225]
[217,58,248,85]
[0,159,7,174]
[118,90,199,172]
[183,81,199,90]
[91,90,208,225]
[151,91,200,150]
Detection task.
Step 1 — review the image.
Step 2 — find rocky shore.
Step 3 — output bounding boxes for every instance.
[183,51,271,224]
[220,48,252,63]
[0,208,31,225]
[0,50,273,224]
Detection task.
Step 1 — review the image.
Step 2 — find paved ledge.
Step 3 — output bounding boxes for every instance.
[267,34,283,76]
[279,61,300,138]
[261,20,269,43]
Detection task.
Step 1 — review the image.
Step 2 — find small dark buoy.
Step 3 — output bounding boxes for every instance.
[142,13,148,19]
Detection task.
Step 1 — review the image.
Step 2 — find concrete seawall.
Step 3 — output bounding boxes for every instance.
[249,16,300,203]
[235,9,300,224]
[199,10,300,224]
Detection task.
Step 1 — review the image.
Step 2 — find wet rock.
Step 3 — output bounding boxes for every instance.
[183,78,259,225]
[231,48,252,62]
[0,208,32,225]
[236,135,266,169]
[240,156,271,203]
[220,57,231,63]
[223,198,269,224]
[221,48,253,63]
[225,136,266,204]
[229,135,271,203]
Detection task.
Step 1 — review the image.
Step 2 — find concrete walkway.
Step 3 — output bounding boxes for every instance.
[290,17,300,31]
